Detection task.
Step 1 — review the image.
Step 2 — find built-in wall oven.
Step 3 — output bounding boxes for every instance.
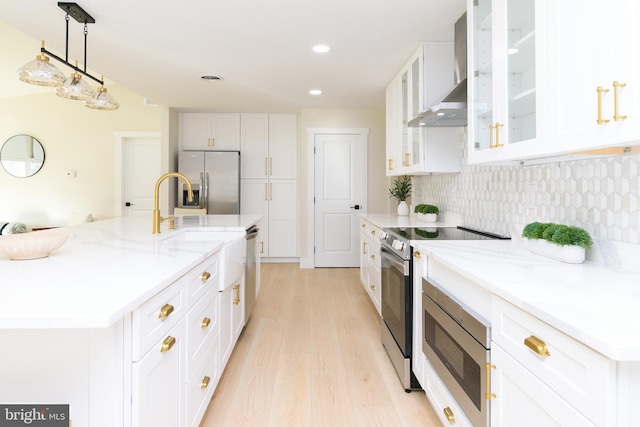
[422,277,491,427]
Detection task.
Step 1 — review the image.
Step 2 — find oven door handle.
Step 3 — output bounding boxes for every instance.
[381,246,409,276]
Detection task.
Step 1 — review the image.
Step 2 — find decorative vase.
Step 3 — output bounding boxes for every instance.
[397,201,409,216]
[525,238,586,264]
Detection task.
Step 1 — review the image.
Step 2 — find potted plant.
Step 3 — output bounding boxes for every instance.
[389,176,411,216]
[414,204,439,222]
[521,222,593,263]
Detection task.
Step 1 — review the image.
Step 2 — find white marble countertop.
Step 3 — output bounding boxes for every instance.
[414,238,640,361]
[0,214,261,329]
[360,212,460,229]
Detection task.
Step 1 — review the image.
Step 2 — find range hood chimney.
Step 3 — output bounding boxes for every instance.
[408,12,467,127]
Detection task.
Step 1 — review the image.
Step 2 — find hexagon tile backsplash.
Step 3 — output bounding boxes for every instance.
[412,142,640,245]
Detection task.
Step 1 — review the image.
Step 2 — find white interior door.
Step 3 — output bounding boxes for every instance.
[314,133,366,267]
[123,136,161,216]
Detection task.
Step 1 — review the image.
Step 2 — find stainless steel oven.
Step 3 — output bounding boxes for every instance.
[380,243,420,392]
[422,277,490,427]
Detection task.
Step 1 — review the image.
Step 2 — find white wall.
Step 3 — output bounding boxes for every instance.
[0,88,161,227]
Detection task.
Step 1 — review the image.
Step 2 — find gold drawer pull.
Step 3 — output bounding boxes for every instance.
[597,86,610,124]
[233,284,241,305]
[201,375,211,389]
[443,407,455,424]
[370,285,376,292]
[362,223,366,229]
[370,230,376,236]
[414,251,422,258]
[161,336,176,352]
[388,158,393,171]
[524,335,551,356]
[200,271,211,282]
[613,80,627,121]
[201,317,211,329]
[370,254,376,260]
[158,303,174,319]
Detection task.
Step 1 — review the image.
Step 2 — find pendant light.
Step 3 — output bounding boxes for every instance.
[17,41,66,87]
[16,2,119,110]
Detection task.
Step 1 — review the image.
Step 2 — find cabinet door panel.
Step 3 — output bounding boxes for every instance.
[181,113,212,150]
[269,180,297,257]
[241,179,269,257]
[241,114,269,179]
[211,114,241,150]
[269,114,298,179]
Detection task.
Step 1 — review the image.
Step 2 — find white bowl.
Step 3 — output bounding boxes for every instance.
[0,232,68,260]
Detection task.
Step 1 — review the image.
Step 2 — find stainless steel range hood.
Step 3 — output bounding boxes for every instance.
[408,13,467,127]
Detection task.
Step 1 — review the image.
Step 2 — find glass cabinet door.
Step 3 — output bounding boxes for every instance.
[506,0,536,145]
[410,56,422,166]
[471,0,494,152]
[401,69,410,167]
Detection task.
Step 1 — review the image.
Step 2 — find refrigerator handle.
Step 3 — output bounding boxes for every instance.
[199,172,204,209]
[204,172,209,211]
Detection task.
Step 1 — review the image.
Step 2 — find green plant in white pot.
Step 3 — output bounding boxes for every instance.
[389,176,411,216]
[521,222,593,263]
[414,204,439,222]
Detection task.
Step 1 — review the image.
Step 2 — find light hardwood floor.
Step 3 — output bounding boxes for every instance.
[200,263,442,427]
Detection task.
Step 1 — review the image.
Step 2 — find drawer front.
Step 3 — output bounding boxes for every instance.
[187,334,219,427]
[187,253,220,306]
[187,286,218,373]
[492,296,615,426]
[423,358,474,427]
[133,278,187,360]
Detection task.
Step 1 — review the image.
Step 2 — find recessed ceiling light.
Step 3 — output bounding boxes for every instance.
[312,45,330,53]
[309,89,322,95]
[200,75,221,81]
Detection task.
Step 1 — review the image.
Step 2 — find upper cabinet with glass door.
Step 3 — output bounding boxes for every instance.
[468,0,546,164]
[545,0,640,155]
[386,43,462,176]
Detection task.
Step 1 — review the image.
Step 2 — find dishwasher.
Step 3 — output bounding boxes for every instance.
[244,225,259,324]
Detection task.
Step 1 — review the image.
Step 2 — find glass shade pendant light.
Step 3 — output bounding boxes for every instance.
[55,61,96,101]
[17,41,66,87]
[85,81,119,110]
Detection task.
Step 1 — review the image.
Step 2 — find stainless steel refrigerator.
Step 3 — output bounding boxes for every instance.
[177,151,240,214]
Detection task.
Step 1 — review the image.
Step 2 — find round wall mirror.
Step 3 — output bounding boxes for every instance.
[0,134,45,178]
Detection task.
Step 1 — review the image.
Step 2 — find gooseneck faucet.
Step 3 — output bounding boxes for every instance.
[152,172,194,234]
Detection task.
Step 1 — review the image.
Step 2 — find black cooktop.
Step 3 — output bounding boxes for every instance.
[386,226,511,241]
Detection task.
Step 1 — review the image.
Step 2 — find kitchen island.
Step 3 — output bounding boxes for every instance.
[0,214,260,427]
[412,236,640,427]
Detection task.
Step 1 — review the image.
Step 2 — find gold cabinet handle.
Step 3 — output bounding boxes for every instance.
[489,123,495,148]
[265,157,268,176]
[269,183,273,201]
[404,152,410,167]
[388,158,394,171]
[269,157,273,175]
[370,254,376,260]
[524,335,551,356]
[597,86,610,124]
[200,271,211,282]
[414,251,422,258]
[370,284,376,292]
[158,303,175,319]
[443,407,455,424]
[211,137,215,147]
[486,363,496,399]
[233,284,241,305]
[259,241,264,254]
[361,223,366,229]
[613,81,627,121]
[264,183,268,201]
[201,317,211,329]
[201,375,211,389]
[160,336,176,352]
[362,242,367,254]
[494,123,504,148]
[370,230,376,236]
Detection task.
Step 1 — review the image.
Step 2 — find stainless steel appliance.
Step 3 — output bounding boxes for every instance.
[380,226,509,393]
[177,151,240,214]
[244,225,259,324]
[422,278,490,427]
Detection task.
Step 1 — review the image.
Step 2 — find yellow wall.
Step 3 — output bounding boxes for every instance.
[0,88,161,227]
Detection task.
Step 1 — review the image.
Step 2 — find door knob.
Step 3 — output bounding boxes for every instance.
[350,205,361,210]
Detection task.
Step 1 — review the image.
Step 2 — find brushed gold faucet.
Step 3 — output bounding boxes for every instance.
[152,172,194,234]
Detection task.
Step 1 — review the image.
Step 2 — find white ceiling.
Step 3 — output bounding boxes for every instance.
[0,0,465,112]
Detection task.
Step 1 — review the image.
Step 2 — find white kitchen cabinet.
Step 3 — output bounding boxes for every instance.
[491,296,616,426]
[179,113,241,151]
[359,218,382,314]
[546,0,640,154]
[241,179,297,258]
[490,344,596,427]
[241,114,298,259]
[219,273,245,371]
[467,0,547,164]
[241,113,297,180]
[423,357,475,427]
[132,316,187,427]
[386,43,461,176]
